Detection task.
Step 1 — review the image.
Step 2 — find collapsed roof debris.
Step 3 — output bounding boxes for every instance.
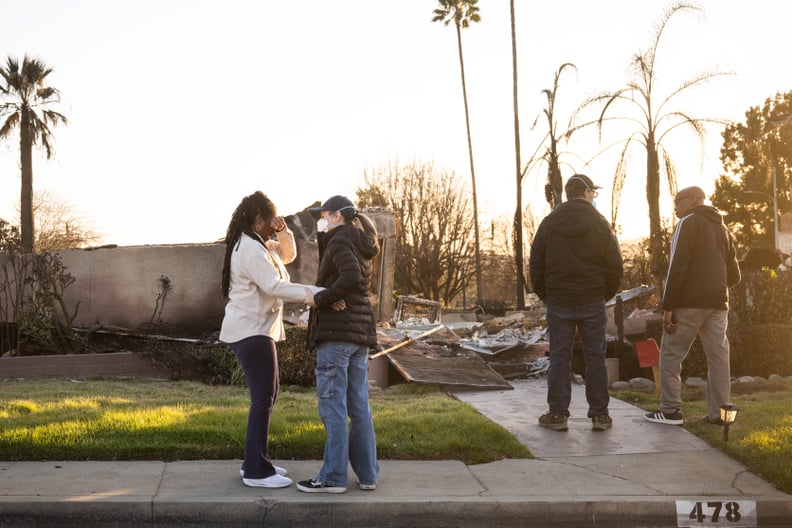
[375,286,658,390]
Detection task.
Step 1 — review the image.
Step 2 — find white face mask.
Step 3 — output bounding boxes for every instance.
[317,218,329,233]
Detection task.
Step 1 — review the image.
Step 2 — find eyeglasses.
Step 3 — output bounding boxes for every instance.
[588,189,599,199]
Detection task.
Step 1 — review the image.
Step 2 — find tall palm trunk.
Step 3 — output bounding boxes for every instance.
[646,129,663,282]
[548,140,563,208]
[510,0,524,310]
[19,108,34,253]
[455,23,482,306]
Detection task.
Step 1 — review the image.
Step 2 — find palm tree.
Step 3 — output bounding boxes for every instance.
[509,0,525,310]
[572,2,730,282]
[432,0,483,306]
[0,55,68,252]
[536,63,579,210]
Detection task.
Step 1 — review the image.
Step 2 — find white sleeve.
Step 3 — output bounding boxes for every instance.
[241,242,320,302]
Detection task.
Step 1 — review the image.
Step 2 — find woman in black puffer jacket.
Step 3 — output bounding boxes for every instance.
[298,195,380,494]
[307,209,379,351]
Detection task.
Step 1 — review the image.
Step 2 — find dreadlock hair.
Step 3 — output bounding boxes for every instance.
[221,191,277,298]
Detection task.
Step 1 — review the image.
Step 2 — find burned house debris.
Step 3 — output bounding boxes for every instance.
[371,286,660,392]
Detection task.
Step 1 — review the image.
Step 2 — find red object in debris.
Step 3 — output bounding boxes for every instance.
[635,338,661,368]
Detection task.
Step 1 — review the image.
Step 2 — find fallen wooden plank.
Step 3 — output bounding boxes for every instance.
[369,324,447,359]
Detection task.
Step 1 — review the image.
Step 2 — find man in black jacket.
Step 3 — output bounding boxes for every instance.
[529,174,623,432]
[645,186,740,426]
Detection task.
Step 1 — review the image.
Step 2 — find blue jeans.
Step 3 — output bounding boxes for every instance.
[315,341,378,487]
[546,301,609,418]
[232,335,279,479]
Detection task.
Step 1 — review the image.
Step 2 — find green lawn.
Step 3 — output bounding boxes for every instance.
[0,379,530,465]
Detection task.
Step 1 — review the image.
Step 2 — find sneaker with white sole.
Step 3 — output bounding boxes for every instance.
[240,465,287,478]
[358,482,377,490]
[242,474,292,488]
[644,410,683,425]
[297,478,347,494]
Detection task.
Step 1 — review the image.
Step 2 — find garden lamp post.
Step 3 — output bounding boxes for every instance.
[720,403,740,442]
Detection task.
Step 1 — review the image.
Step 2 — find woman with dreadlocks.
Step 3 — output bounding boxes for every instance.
[220,191,323,489]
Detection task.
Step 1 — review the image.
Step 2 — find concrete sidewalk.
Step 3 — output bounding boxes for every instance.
[1,379,790,527]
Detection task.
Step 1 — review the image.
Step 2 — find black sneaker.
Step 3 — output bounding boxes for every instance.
[538,412,568,431]
[702,415,725,426]
[296,478,346,494]
[592,414,613,431]
[644,410,683,425]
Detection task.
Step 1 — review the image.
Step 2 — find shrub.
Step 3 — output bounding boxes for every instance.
[730,269,792,326]
[728,269,792,375]
[277,325,316,386]
[143,324,316,387]
[738,324,792,377]
[138,338,238,385]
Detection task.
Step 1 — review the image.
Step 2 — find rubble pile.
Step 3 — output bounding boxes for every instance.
[380,287,661,388]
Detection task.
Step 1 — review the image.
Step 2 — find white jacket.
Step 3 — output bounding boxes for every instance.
[219,229,321,343]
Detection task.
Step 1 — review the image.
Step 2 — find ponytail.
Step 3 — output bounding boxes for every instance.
[356,213,380,256]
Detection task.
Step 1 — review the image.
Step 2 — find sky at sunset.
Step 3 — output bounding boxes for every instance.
[2,1,791,246]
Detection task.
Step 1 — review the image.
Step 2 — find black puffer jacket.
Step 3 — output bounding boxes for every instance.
[307,224,379,349]
[529,199,623,306]
[662,205,740,311]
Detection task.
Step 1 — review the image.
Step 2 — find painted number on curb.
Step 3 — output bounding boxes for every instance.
[676,500,757,528]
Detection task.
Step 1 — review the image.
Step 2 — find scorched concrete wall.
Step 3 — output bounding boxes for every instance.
[1,209,395,338]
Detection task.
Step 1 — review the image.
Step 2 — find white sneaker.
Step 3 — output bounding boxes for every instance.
[242,474,292,488]
[240,465,287,477]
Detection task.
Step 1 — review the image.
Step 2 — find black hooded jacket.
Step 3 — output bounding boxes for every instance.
[662,205,740,311]
[529,199,623,306]
[307,223,379,349]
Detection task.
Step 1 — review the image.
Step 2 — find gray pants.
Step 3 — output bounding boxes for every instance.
[659,308,730,420]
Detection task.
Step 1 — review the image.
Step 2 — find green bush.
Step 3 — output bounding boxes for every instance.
[739,324,792,377]
[144,325,316,387]
[141,339,239,385]
[728,269,792,375]
[277,325,316,386]
[731,269,792,326]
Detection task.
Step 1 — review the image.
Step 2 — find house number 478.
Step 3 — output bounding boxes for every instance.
[689,502,740,522]
[676,500,757,528]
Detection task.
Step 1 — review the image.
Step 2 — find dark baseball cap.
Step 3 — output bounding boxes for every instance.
[308,195,356,215]
[565,174,601,193]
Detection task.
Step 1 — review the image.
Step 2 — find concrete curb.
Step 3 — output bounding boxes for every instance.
[2,459,791,527]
